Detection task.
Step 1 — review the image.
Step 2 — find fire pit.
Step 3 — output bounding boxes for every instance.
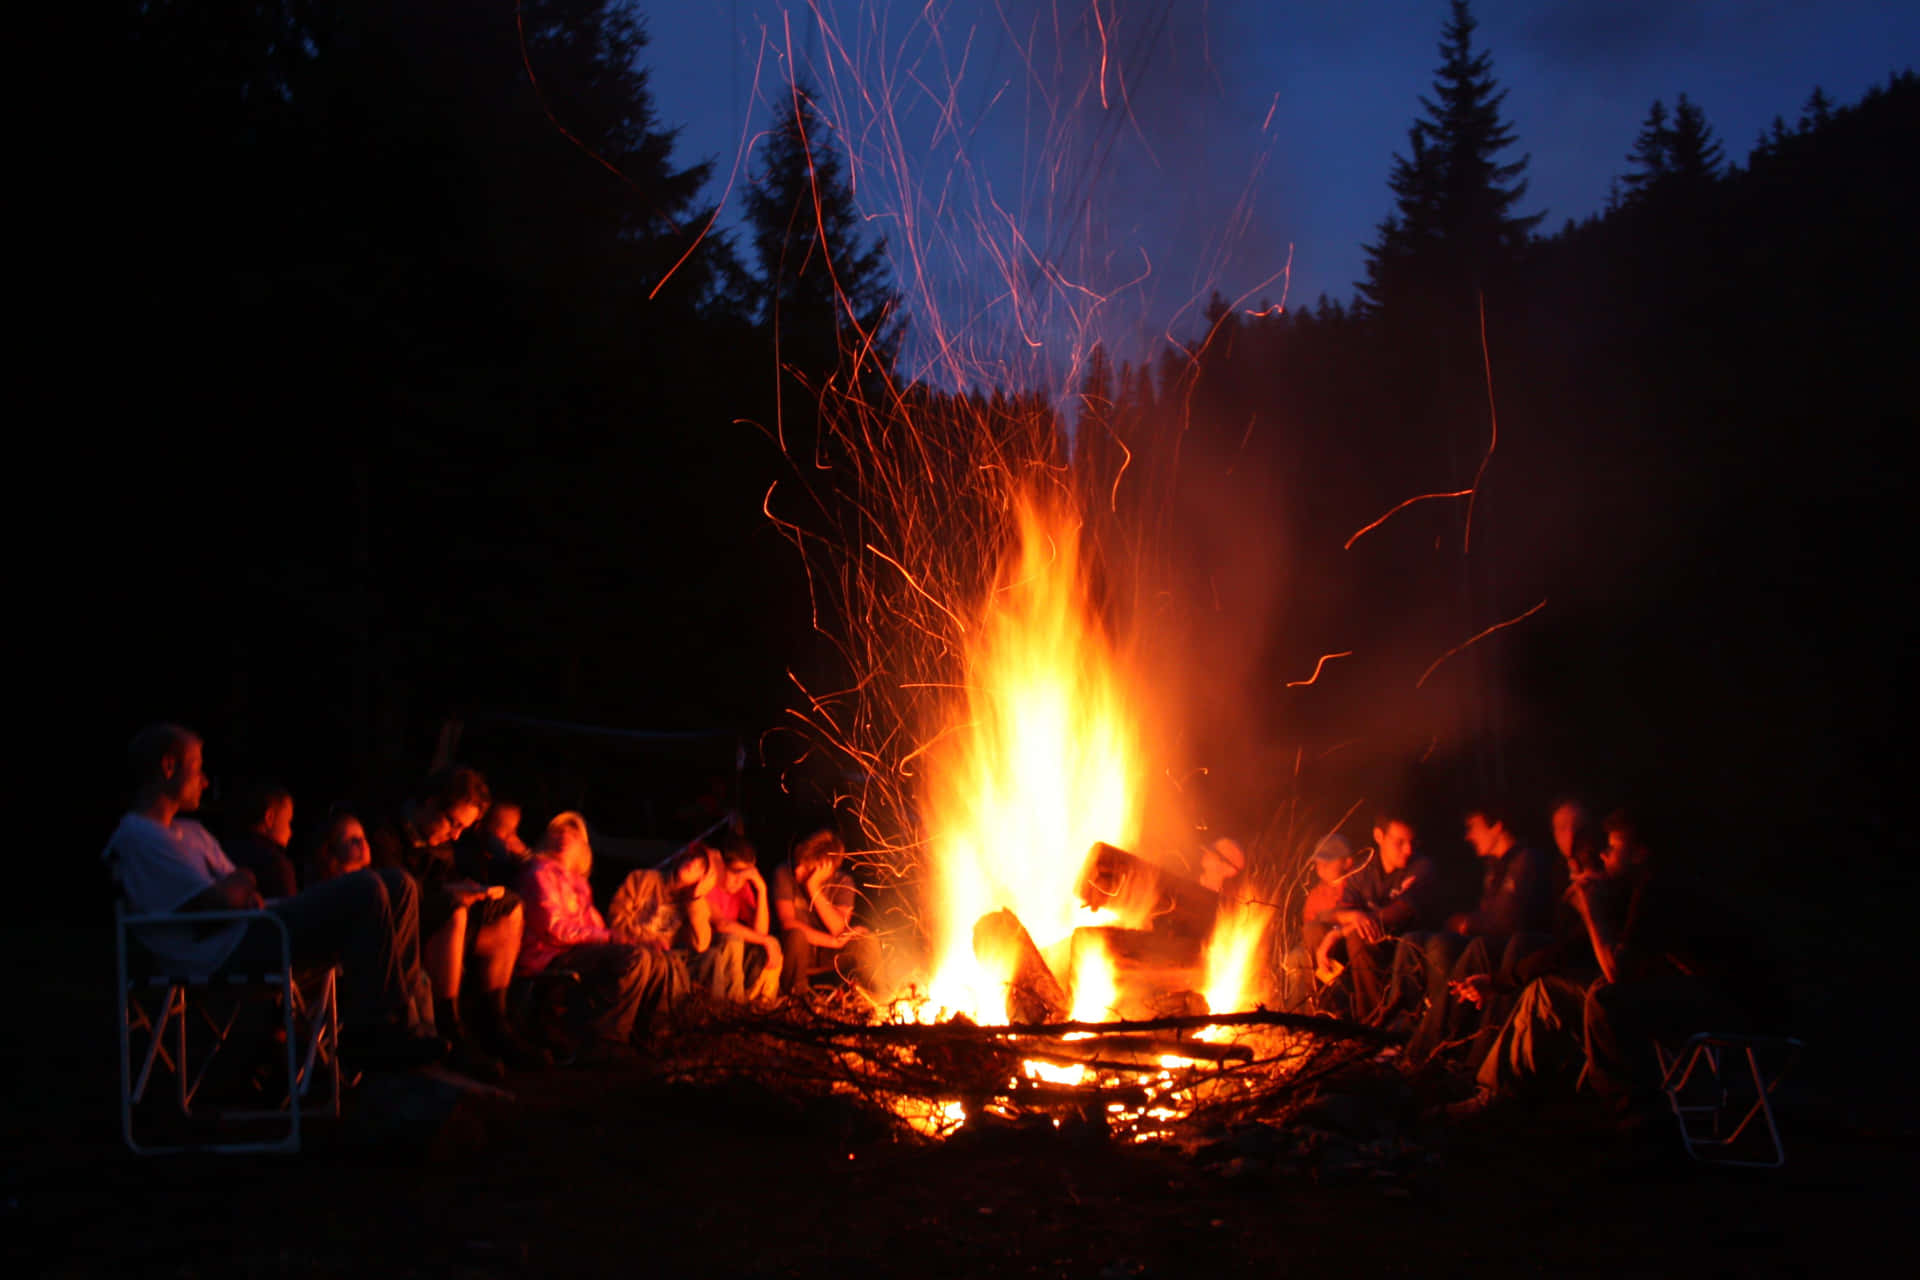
[662,995,1386,1145]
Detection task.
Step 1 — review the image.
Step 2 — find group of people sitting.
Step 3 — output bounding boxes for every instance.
[1280,799,1777,1124]
[105,724,873,1083]
[105,720,1773,1139]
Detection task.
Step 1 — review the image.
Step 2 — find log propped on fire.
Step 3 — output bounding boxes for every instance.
[972,908,1070,1023]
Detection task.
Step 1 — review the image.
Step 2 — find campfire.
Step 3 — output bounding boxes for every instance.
[689,488,1380,1143]
[714,10,1381,1142]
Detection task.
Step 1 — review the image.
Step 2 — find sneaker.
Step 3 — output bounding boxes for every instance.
[1441,1088,1504,1123]
[493,1029,553,1072]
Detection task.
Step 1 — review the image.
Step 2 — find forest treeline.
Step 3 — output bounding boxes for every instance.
[96,2,1915,931]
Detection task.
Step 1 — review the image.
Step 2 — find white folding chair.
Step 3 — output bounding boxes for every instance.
[116,901,344,1154]
[1656,1031,1803,1168]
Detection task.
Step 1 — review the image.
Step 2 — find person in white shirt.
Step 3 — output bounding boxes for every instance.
[105,724,443,1070]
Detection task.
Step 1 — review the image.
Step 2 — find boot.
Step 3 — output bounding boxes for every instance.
[436,994,505,1082]
[474,987,552,1071]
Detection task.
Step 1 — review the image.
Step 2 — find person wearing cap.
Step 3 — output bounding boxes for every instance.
[1280,833,1355,1010]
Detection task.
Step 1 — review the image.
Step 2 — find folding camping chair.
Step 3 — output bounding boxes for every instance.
[1655,1031,1804,1168]
[116,900,345,1154]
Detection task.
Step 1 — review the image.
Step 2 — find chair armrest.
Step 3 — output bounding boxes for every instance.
[118,907,291,977]
[120,909,281,927]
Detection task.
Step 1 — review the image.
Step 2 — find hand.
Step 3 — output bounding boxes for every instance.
[1446,913,1473,936]
[445,879,493,907]
[764,938,782,966]
[1315,960,1345,986]
[1568,877,1599,916]
[1340,911,1383,945]
[1451,974,1492,1007]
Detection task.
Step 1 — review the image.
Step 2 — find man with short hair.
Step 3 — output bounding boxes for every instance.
[1333,814,1442,1022]
[370,767,544,1076]
[1401,804,1558,1059]
[225,781,299,900]
[1460,810,1749,1112]
[104,725,442,1070]
[1579,812,1771,1112]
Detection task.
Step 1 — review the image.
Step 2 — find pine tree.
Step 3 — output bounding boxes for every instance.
[1800,86,1834,132]
[1667,93,1726,184]
[744,80,900,387]
[1621,99,1672,199]
[1358,0,1541,317]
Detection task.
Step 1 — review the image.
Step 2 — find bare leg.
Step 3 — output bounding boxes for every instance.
[471,905,544,1068]
[473,903,523,995]
[424,907,468,1000]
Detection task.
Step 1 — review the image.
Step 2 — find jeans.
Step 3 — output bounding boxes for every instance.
[545,941,678,1047]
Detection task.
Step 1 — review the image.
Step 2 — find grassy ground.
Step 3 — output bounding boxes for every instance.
[6,927,1911,1278]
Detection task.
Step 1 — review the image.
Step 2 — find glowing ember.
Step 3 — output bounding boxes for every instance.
[919,495,1144,1025]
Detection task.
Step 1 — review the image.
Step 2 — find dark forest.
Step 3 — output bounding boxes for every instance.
[85,1,1917,1017]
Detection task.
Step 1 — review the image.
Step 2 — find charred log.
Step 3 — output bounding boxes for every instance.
[1076,842,1220,945]
[973,908,1070,1023]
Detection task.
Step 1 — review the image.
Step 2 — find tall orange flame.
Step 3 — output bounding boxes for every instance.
[920,495,1143,1024]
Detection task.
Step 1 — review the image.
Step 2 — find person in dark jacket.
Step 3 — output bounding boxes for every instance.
[224,781,300,900]
[1333,813,1443,1021]
[1579,812,1775,1109]
[1400,804,1559,1059]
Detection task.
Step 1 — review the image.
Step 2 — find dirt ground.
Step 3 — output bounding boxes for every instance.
[7,927,1911,1278]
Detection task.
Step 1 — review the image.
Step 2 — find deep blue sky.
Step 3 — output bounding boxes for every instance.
[637,1,1915,382]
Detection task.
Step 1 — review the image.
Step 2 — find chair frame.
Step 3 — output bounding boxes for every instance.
[1655,1031,1803,1168]
[116,902,343,1155]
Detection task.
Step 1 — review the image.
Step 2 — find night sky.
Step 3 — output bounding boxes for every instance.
[642,1,1915,374]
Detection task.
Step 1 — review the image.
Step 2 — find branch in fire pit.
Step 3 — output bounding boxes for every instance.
[1023,1034,1255,1069]
[797,1007,1393,1044]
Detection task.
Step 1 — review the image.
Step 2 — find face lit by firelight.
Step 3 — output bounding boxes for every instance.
[329,817,371,876]
[1373,821,1415,872]
[1551,803,1585,861]
[1464,814,1506,858]
[266,795,294,848]
[168,739,210,813]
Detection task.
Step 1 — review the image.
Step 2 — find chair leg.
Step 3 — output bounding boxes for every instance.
[1659,1034,1797,1168]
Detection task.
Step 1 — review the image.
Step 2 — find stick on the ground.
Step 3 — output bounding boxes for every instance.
[777,1007,1392,1045]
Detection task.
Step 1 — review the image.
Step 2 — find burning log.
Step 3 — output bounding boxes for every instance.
[1023,1034,1254,1070]
[1077,843,1220,948]
[973,908,1070,1023]
[1070,925,1205,1020]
